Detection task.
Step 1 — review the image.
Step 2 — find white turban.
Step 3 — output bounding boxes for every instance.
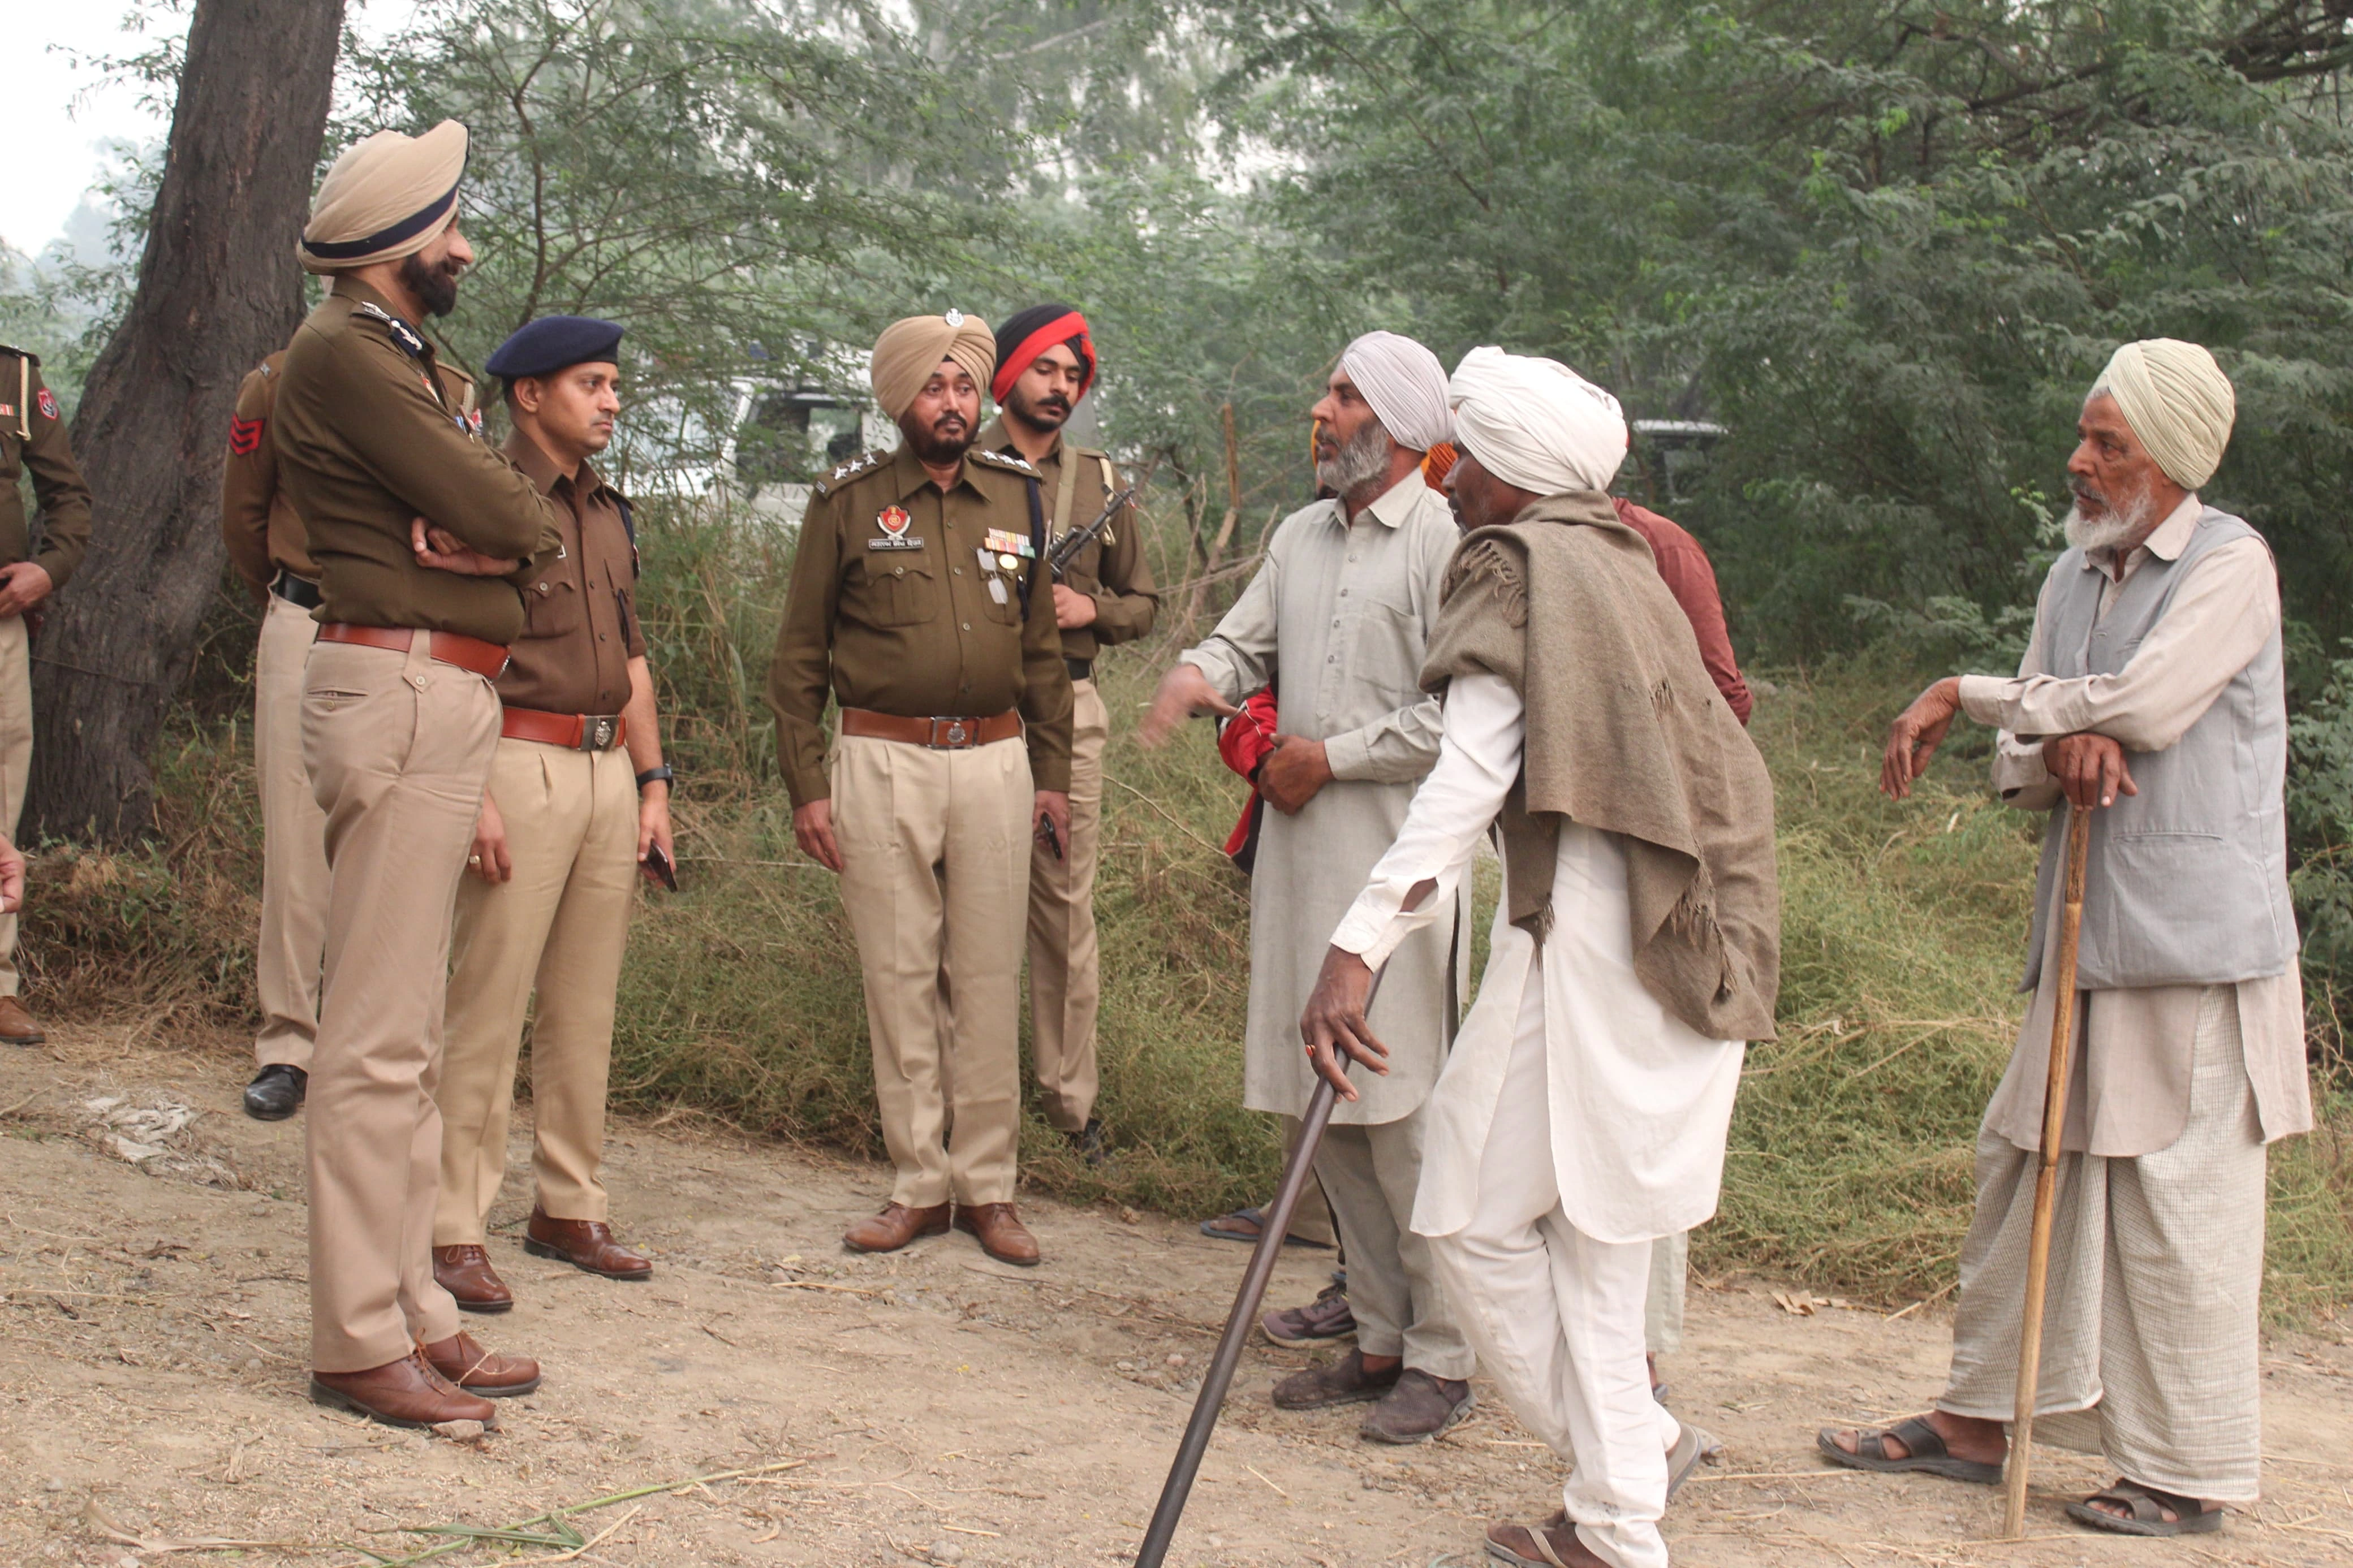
[1447,345,1627,494]
[1338,331,1452,452]
[2093,339,2235,491]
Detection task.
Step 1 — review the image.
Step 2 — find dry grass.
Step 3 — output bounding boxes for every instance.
[20,511,2350,1320]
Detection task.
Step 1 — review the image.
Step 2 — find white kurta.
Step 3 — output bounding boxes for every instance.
[1329,673,1746,1245]
[1181,470,1466,1125]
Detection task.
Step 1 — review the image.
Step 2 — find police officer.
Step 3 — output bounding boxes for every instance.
[976,304,1158,1162]
[0,343,94,1047]
[766,312,1074,1266]
[220,344,484,1120]
[432,316,669,1312]
[274,121,561,1427]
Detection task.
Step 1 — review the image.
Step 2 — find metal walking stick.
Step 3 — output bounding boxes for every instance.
[2002,805,2092,1539]
[1134,968,1384,1568]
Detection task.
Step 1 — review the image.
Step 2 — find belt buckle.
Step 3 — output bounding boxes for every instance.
[583,716,617,751]
[928,716,969,749]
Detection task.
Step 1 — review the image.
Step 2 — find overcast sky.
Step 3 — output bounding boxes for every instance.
[6,2,423,260]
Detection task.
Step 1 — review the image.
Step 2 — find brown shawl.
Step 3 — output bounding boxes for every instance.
[1420,491,1781,1042]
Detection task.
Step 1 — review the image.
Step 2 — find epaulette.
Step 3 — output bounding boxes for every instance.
[969,447,1041,479]
[812,449,886,498]
[0,344,37,368]
[351,300,430,360]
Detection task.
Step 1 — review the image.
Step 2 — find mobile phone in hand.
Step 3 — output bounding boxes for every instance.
[1036,814,1063,862]
[644,841,679,891]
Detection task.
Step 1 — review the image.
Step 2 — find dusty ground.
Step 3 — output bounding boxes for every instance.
[1,1024,2348,1568]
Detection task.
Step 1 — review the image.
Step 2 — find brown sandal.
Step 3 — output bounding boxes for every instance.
[1816,1415,2002,1485]
[2065,1480,2222,1537]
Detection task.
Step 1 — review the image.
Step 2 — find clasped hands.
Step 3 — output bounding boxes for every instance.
[411,517,522,576]
[1881,674,2136,810]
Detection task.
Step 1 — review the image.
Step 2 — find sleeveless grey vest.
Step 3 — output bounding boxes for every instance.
[2019,508,2295,992]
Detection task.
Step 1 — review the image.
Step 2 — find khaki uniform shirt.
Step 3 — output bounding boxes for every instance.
[272,280,562,643]
[494,432,645,716]
[976,414,1157,661]
[1958,495,2311,1155]
[0,347,94,589]
[765,443,1075,808]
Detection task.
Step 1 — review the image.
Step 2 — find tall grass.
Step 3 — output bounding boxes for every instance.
[21,503,2352,1322]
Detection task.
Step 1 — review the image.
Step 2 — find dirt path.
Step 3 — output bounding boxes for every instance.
[2,1025,2347,1567]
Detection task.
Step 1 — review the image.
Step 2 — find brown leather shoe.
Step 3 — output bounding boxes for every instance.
[523,1207,653,1280]
[0,995,44,1047]
[309,1349,498,1430]
[953,1202,1040,1267]
[434,1244,514,1313]
[421,1331,542,1397]
[843,1201,950,1255]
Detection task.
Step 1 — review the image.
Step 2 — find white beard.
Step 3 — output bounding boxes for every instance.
[2064,485,2158,554]
[1315,415,1393,498]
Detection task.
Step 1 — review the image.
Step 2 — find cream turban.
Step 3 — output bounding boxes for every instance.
[1447,346,1628,494]
[2093,339,2236,491]
[870,311,997,420]
[1338,330,1452,451]
[299,121,469,275]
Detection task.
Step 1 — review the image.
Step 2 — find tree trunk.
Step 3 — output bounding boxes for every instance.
[27,0,346,842]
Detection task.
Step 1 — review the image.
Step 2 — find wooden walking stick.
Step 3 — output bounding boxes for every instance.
[1134,967,1385,1568]
[2002,805,2092,1539]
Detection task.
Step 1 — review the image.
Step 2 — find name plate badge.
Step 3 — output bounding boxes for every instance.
[868,535,925,550]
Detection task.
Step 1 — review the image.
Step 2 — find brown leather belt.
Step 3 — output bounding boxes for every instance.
[502,706,627,751]
[839,707,1021,750]
[316,623,510,680]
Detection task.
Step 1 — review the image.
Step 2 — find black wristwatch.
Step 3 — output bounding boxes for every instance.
[635,764,674,793]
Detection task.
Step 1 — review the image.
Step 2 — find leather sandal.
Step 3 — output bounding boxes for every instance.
[1484,1515,1603,1567]
[2065,1479,2223,1537]
[1816,1415,2003,1484]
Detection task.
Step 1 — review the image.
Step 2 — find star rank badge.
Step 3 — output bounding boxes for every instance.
[868,504,923,550]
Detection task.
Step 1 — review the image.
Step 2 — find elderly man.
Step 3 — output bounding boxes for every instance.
[1142,330,1473,1444]
[1821,340,2308,1539]
[766,312,1072,1266]
[1302,348,1778,1568]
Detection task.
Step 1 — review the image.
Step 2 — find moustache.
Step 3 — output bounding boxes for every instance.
[2070,479,2105,508]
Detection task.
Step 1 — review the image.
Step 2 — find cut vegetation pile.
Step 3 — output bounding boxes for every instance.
[21,508,2352,1324]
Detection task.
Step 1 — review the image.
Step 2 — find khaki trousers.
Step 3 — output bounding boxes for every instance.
[302,638,498,1372]
[1025,679,1106,1130]
[435,737,637,1244]
[0,616,29,996]
[253,593,328,1069]
[833,732,1030,1208]
[1315,1108,1476,1379]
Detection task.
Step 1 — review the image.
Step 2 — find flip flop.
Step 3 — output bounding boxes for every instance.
[1197,1206,1333,1248]
[1484,1517,1576,1567]
[1815,1416,2003,1485]
[1666,1420,1724,1503]
[2065,1480,2223,1537]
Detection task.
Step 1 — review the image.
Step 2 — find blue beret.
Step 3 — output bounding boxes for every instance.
[485,314,624,380]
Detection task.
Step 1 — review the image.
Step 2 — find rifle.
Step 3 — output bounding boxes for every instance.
[1046,483,1142,581]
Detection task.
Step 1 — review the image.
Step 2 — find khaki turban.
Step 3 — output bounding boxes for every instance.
[299,121,469,275]
[1447,346,1628,495]
[2094,339,2236,491]
[870,311,997,420]
[1338,330,1452,451]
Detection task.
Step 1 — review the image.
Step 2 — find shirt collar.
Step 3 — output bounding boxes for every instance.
[500,429,607,503]
[886,441,978,501]
[2080,492,2201,575]
[975,413,1059,464]
[1361,469,1431,530]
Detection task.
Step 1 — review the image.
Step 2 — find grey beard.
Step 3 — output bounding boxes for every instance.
[1315,416,1393,499]
[2064,485,2158,554]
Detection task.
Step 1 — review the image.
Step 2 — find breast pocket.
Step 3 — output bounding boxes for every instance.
[981,564,1025,628]
[524,575,588,640]
[847,555,938,629]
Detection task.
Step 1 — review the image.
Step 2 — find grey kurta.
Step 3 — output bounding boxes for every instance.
[1182,470,1464,1125]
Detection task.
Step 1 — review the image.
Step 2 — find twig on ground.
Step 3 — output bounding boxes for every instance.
[1244,1465,1290,1499]
[360,1457,812,1566]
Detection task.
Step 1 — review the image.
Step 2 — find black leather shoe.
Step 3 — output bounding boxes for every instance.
[243,1064,307,1121]
[1064,1116,1106,1167]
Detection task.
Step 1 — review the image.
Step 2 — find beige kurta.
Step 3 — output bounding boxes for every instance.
[1180,470,1466,1125]
[1957,496,2311,1156]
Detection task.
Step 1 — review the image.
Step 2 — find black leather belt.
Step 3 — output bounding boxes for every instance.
[270,569,322,610]
[1065,657,1093,683]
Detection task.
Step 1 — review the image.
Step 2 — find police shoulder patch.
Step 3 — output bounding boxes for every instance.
[969,448,1040,478]
[352,300,430,360]
[812,449,886,499]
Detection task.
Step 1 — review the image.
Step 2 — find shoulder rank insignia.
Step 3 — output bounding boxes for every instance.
[228,416,266,456]
[0,344,37,368]
[353,300,430,359]
[813,449,885,499]
[969,448,1040,478]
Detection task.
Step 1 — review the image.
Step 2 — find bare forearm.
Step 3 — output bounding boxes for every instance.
[623,656,663,773]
